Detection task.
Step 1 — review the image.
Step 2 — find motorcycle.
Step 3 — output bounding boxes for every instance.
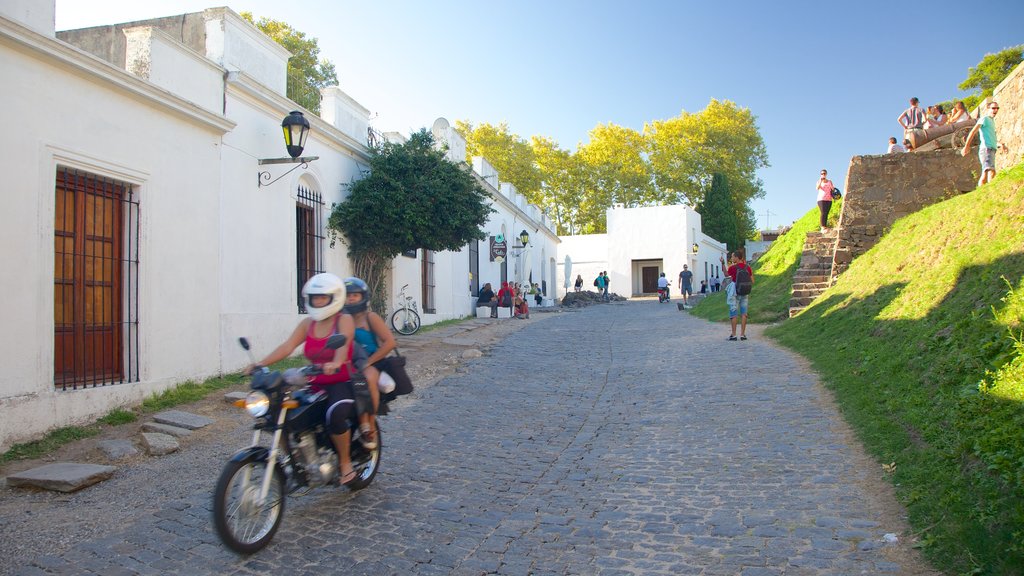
[658,283,671,303]
[213,335,383,554]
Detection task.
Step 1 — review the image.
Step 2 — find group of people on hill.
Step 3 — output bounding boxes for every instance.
[892,96,1008,185]
[476,281,540,319]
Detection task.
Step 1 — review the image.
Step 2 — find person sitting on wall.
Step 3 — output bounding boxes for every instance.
[514,293,530,319]
[532,283,543,306]
[496,282,514,316]
[477,282,498,318]
[887,136,905,153]
[948,101,973,125]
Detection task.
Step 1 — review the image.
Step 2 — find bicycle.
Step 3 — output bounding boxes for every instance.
[390,284,421,335]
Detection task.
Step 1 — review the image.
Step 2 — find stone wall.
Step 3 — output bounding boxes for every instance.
[990,60,1024,173]
[832,149,977,277]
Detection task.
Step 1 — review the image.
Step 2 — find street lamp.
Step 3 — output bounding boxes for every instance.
[257,110,319,187]
[692,242,699,254]
[510,230,531,257]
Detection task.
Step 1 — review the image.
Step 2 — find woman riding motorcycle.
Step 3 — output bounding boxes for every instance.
[247,273,364,485]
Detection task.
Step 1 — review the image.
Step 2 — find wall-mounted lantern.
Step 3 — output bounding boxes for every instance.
[257,111,319,187]
[692,242,699,254]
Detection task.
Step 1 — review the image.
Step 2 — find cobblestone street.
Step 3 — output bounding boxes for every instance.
[5,301,936,575]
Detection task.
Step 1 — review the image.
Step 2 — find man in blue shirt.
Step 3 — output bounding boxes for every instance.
[961,101,1007,187]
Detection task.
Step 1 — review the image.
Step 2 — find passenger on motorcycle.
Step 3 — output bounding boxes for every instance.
[246,272,363,485]
[343,277,394,449]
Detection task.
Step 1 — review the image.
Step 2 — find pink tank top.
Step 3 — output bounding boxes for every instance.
[303,316,353,390]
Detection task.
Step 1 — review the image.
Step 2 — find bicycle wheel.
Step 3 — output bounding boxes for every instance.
[390,308,421,335]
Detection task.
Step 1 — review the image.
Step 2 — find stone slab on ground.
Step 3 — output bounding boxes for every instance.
[441,337,479,346]
[141,422,192,438]
[223,391,247,403]
[6,463,116,492]
[152,410,214,430]
[141,432,179,456]
[97,439,138,460]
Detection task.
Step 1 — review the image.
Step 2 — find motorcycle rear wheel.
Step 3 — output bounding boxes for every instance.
[213,459,286,554]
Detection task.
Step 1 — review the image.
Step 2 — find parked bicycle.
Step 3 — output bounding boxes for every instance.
[390,284,421,335]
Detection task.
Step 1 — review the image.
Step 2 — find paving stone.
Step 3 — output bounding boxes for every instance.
[223,391,248,403]
[141,432,179,456]
[6,463,116,492]
[141,421,193,438]
[152,410,215,430]
[97,439,138,460]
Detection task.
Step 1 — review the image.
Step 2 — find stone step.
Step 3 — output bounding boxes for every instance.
[793,274,829,284]
[153,410,214,430]
[6,463,116,493]
[789,296,816,307]
[788,306,806,317]
[791,288,827,298]
[792,282,831,291]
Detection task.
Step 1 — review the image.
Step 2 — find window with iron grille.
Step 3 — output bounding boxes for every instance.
[296,185,324,313]
[421,249,436,314]
[468,240,479,296]
[54,167,140,390]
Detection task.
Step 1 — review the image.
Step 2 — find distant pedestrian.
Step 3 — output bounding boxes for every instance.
[574,274,583,292]
[897,97,926,130]
[714,275,721,292]
[961,101,1008,187]
[678,265,694,307]
[601,271,611,301]
[594,273,605,296]
[816,169,836,233]
[887,137,905,154]
[700,280,707,294]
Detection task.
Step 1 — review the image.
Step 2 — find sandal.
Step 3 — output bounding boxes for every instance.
[740,335,748,340]
[728,335,737,341]
[340,468,357,485]
[359,424,378,450]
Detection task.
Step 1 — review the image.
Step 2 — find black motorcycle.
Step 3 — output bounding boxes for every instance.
[213,335,383,554]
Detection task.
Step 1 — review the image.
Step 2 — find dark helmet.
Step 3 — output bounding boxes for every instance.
[342,277,370,314]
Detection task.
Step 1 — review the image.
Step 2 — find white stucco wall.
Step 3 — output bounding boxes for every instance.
[557,204,727,298]
[124,26,225,112]
[203,8,290,96]
[0,0,53,37]
[0,14,232,449]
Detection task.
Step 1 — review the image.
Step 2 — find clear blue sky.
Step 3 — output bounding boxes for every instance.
[56,1,1024,230]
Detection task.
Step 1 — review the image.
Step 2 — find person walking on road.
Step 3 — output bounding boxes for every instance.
[678,265,693,308]
[601,271,610,301]
[961,101,1008,187]
[721,249,754,341]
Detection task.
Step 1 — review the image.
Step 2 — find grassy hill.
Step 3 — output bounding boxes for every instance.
[767,164,1024,574]
[690,199,842,323]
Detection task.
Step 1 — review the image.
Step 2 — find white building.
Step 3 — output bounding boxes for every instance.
[557,204,727,297]
[0,2,556,449]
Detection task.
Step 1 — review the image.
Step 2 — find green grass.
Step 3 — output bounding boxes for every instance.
[690,199,842,323]
[416,315,469,333]
[0,356,307,464]
[768,163,1024,575]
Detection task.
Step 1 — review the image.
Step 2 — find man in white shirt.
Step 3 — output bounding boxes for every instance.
[887,136,905,154]
[657,272,669,300]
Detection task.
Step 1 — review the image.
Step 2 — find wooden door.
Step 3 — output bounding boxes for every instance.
[642,266,659,293]
[54,171,124,386]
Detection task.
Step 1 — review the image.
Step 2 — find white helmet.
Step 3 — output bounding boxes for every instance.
[301,273,346,321]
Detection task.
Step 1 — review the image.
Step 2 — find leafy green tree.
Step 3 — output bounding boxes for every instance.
[577,123,656,210]
[959,45,1023,105]
[697,173,740,251]
[645,99,769,241]
[328,130,494,312]
[241,12,338,113]
[455,121,543,203]
[531,136,589,235]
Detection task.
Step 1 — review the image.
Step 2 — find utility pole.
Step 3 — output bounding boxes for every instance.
[762,209,776,231]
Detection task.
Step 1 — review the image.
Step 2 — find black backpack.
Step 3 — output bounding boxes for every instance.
[735,265,753,296]
[593,277,600,287]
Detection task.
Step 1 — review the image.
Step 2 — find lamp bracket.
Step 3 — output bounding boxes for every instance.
[257,156,319,187]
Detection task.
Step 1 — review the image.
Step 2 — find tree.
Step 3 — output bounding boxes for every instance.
[697,173,740,251]
[531,136,588,235]
[328,130,494,312]
[241,12,338,113]
[454,121,543,203]
[959,45,1023,105]
[645,99,769,240]
[577,123,657,208]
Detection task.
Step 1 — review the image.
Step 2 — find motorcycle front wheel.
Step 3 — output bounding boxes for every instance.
[212,458,286,554]
[390,308,421,335]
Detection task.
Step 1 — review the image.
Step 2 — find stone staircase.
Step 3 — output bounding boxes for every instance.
[789,229,838,317]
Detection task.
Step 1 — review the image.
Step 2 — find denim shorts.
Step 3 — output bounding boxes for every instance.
[729,295,749,318]
[980,147,996,171]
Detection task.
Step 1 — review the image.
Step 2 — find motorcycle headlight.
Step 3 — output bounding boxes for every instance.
[245,391,270,417]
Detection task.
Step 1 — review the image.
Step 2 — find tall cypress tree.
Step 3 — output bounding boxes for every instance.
[697,173,740,251]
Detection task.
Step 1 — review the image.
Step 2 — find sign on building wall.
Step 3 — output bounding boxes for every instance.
[490,235,507,263]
